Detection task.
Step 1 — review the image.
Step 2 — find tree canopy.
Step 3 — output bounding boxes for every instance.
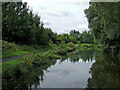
[2,2,57,45]
[84,2,120,53]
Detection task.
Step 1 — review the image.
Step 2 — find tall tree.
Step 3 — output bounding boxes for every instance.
[85,2,120,53]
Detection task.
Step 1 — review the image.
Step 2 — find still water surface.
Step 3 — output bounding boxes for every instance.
[40,59,95,88]
[2,50,119,89]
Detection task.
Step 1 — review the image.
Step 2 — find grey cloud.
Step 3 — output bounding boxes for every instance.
[45,10,73,17]
[60,10,73,17]
[46,12,61,17]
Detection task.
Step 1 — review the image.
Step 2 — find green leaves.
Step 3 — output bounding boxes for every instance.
[2,2,57,46]
[85,2,120,53]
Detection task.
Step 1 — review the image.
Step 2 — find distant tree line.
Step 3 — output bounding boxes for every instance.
[57,30,94,44]
[84,2,120,53]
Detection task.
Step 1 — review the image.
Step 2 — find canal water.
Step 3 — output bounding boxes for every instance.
[40,58,95,88]
[2,50,119,89]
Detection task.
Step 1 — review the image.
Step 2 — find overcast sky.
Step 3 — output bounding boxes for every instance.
[23,0,90,34]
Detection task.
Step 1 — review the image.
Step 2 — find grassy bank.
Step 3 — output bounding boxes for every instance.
[2,41,50,59]
[2,41,30,59]
[2,40,101,59]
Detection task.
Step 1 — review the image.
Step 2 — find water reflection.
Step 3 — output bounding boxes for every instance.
[87,51,120,88]
[2,60,57,89]
[2,67,45,89]
[2,50,119,89]
[40,59,95,88]
[61,50,94,62]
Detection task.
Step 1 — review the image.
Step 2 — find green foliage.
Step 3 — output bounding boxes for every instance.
[2,2,57,46]
[87,51,120,88]
[80,31,94,44]
[69,30,79,44]
[85,2,120,54]
[2,2,33,44]
[24,55,32,67]
[56,30,94,45]
[2,41,30,58]
[75,43,101,53]
[38,50,61,60]
[2,55,57,89]
[46,28,58,44]
[48,39,57,49]
[69,30,94,44]
[57,34,70,44]
[2,2,95,47]
[79,44,93,50]
[67,42,74,48]
[2,57,25,77]
[2,41,19,51]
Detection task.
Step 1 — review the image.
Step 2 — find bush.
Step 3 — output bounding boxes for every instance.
[67,42,74,48]
[38,50,61,59]
[24,55,32,67]
[2,41,19,51]
[2,41,30,58]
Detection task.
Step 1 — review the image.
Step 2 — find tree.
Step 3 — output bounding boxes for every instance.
[2,2,58,46]
[84,2,120,53]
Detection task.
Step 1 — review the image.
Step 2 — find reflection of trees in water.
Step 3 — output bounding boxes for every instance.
[87,51,120,88]
[2,60,56,89]
[3,68,43,89]
[57,50,94,63]
[59,50,94,63]
[69,50,94,62]
[79,50,94,62]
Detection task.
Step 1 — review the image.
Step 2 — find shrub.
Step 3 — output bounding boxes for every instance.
[67,42,74,48]
[2,41,19,51]
[24,56,32,67]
